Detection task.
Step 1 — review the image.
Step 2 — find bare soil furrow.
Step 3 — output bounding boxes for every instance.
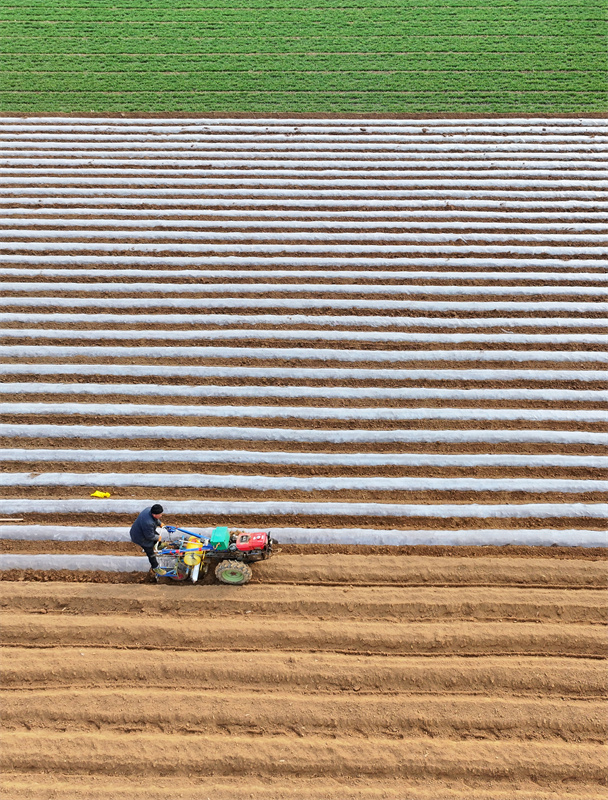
[2,413,607,435]
[3,646,604,697]
[3,393,607,411]
[1,584,604,624]
[11,512,605,531]
[3,555,605,588]
[4,321,606,336]
[2,615,605,657]
[5,570,603,590]
[1,774,606,800]
[3,375,607,392]
[1,731,605,786]
[2,571,605,592]
[3,689,605,743]
[2,486,607,506]
[3,303,605,320]
[3,437,604,457]
[3,460,606,480]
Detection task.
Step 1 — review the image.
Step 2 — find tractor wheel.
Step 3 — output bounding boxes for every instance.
[215,560,253,585]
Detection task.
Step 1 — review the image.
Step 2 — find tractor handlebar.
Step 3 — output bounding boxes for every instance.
[164,525,206,540]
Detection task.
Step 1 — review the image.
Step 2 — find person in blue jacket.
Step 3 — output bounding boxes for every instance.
[130,503,167,576]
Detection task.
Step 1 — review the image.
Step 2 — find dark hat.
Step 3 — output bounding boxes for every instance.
[150,504,164,515]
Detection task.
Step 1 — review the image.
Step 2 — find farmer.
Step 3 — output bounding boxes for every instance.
[130,503,167,576]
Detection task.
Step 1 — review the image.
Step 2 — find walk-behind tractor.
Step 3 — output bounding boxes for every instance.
[153,525,274,585]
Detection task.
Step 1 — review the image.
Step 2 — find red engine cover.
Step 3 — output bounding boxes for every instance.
[235,532,268,552]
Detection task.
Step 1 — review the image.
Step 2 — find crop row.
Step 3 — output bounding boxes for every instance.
[4,72,602,92]
[5,0,604,7]
[1,91,603,114]
[4,21,603,36]
[5,8,605,22]
[2,37,601,56]
[2,54,600,72]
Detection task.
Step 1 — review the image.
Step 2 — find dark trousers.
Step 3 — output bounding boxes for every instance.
[141,544,159,570]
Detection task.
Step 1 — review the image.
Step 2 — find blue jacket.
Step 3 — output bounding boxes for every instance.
[130,507,160,548]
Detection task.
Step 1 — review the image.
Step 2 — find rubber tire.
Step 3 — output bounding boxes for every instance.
[215,560,253,585]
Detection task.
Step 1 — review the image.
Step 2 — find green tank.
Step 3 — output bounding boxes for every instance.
[210,526,230,550]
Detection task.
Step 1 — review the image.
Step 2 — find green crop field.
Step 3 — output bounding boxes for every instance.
[0,0,606,114]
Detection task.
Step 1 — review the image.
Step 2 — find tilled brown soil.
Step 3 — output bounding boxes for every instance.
[3,393,607,411]
[2,460,606,479]
[1,553,607,799]
[2,303,604,319]
[6,512,607,531]
[3,375,607,391]
[3,436,605,456]
[2,486,607,505]
[4,335,606,352]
